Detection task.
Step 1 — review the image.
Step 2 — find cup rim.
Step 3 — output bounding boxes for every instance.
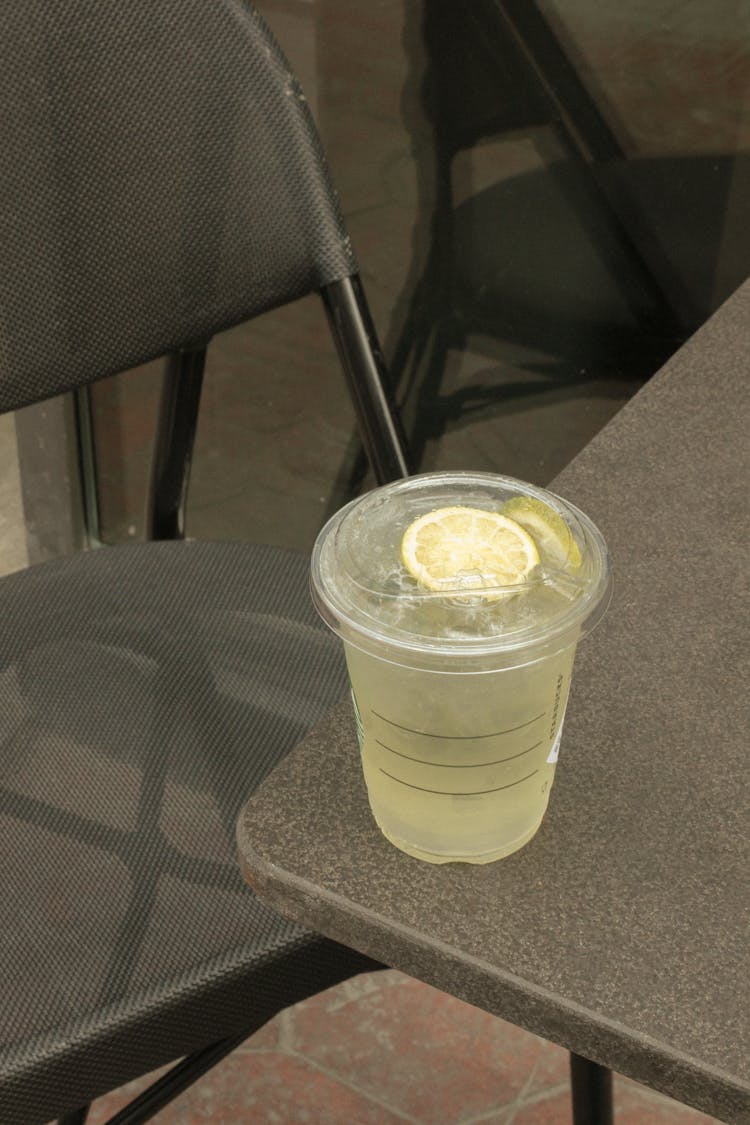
[311,471,611,666]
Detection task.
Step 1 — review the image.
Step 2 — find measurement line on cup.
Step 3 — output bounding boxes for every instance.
[371,711,546,740]
[375,738,544,767]
[378,768,539,796]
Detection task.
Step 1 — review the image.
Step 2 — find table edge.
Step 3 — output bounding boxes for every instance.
[238,814,750,1124]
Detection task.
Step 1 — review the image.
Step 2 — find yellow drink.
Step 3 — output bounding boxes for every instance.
[311,471,610,865]
[345,642,575,863]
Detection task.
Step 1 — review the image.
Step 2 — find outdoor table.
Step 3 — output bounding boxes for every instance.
[238,280,750,1124]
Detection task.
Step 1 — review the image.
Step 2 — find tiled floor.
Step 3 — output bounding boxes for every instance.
[77,971,718,1124]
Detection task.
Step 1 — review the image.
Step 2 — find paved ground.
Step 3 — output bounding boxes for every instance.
[78,972,718,1124]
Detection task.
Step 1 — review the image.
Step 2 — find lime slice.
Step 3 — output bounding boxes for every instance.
[501,496,582,570]
[400,506,540,594]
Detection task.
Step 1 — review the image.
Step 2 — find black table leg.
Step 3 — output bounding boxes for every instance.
[570,1053,614,1124]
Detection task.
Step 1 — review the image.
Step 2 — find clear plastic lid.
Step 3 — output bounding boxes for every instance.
[311,472,611,670]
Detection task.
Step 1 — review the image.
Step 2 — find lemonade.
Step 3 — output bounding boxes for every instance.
[344,642,575,862]
[311,472,610,864]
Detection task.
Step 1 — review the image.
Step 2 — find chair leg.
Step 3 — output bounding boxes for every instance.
[321,276,411,485]
[146,343,208,541]
[58,1108,90,1125]
[569,1052,614,1124]
[74,385,104,549]
[101,1029,254,1125]
[54,1027,255,1125]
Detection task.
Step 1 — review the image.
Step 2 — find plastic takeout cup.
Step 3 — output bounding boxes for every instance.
[311,471,611,864]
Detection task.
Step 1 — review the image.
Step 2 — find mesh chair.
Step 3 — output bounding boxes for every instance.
[385,0,686,471]
[0,2,408,1122]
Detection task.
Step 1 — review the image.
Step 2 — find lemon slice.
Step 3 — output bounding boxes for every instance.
[400,506,540,594]
[502,496,582,570]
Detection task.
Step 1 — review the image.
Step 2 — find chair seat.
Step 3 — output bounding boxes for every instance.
[448,164,674,365]
[0,540,372,1124]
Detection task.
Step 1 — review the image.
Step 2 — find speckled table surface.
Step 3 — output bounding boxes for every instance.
[238,281,750,1124]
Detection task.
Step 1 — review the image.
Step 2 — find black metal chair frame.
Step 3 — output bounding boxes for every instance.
[147,275,409,543]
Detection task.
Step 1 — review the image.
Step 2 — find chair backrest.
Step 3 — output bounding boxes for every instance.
[0,0,357,414]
